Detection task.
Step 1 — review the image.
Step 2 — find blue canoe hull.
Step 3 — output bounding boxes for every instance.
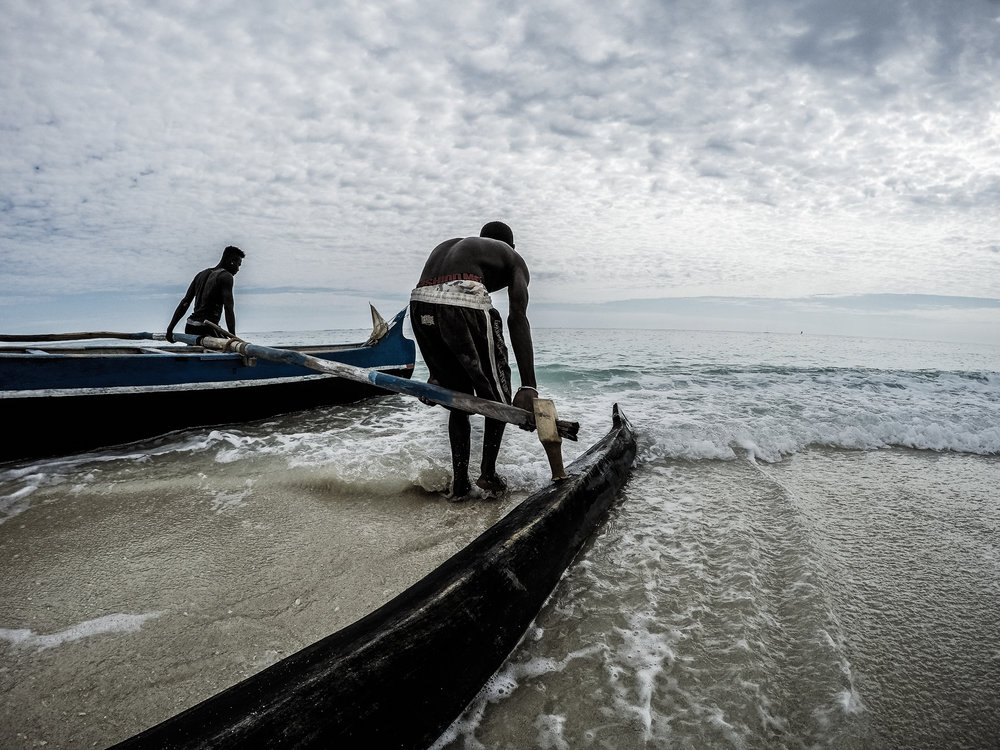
[0,310,415,462]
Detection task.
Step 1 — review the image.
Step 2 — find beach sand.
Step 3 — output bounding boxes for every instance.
[0,453,522,749]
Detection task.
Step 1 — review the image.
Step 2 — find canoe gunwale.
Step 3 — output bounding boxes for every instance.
[1,364,416,400]
[0,342,374,358]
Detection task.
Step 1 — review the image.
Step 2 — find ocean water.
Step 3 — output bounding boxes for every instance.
[1,327,998,749]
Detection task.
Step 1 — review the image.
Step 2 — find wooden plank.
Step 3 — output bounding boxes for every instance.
[533,398,568,480]
[533,398,562,444]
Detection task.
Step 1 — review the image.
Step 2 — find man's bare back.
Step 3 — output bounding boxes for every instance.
[418,236,526,294]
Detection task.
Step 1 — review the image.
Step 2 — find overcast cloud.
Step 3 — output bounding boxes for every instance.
[2,0,999,342]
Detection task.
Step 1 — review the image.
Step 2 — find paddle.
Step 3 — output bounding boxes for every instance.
[168,331,580,441]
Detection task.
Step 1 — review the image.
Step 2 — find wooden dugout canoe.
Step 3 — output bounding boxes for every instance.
[110,405,637,749]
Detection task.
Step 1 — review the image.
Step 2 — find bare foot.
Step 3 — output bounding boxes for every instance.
[475,473,508,496]
[443,480,473,503]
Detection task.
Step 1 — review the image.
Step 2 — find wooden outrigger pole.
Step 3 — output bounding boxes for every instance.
[170,331,580,443]
[0,331,163,342]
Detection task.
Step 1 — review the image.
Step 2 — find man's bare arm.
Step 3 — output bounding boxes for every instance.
[221,274,236,334]
[506,264,536,414]
[166,279,197,341]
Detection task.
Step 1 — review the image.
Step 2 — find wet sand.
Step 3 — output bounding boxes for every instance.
[0,452,522,749]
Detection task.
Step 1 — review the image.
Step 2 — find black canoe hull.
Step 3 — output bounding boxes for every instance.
[3,368,414,461]
[111,405,637,749]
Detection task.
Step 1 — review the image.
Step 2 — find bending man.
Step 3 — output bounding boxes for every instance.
[410,221,537,501]
[166,245,245,342]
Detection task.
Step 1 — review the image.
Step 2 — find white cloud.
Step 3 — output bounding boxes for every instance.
[1,0,998,338]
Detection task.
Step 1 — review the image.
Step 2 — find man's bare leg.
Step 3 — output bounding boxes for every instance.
[476,418,508,494]
[448,410,473,500]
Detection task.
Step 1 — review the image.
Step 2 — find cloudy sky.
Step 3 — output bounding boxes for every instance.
[2,0,999,344]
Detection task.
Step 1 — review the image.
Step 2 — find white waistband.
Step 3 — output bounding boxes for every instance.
[410,280,494,310]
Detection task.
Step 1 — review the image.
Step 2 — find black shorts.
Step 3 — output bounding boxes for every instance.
[184,321,212,336]
[410,300,512,403]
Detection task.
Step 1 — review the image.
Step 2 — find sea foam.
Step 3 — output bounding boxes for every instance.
[0,612,164,652]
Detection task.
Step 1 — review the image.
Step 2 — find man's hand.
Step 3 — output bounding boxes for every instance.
[166,331,175,343]
[419,377,441,406]
[512,386,537,428]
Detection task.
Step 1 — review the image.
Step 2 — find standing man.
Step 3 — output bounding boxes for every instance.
[166,245,245,342]
[409,221,537,501]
